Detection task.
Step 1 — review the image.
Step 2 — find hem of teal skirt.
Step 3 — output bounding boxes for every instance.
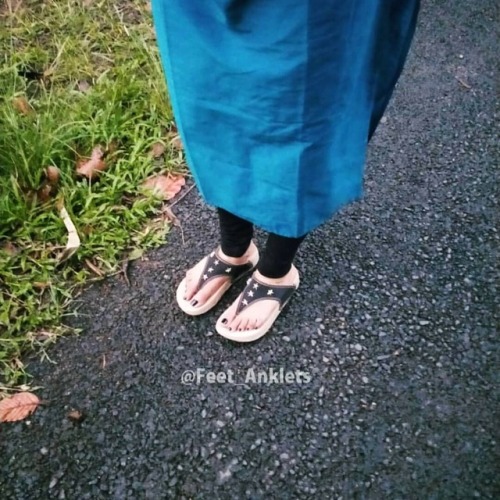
[199,187,364,238]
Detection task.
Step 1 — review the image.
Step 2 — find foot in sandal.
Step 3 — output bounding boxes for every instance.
[176,241,259,316]
[215,264,300,342]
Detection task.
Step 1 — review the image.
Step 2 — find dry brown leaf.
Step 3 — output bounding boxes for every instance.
[12,96,34,116]
[1,0,23,16]
[106,141,118,157]
[84,258,104,277]
[36,183,53,203]
[0,392,40,422]
[45,166,60,185]
[77,79,91,93]
[150,142,166,158]
[1,241,18,256]
[141,174,185,200]
[170,134,184,151]
[33,281,50,289]
[67,409,85,422]
[76,145,106,180]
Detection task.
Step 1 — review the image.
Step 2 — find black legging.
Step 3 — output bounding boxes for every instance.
[218,208,306,279]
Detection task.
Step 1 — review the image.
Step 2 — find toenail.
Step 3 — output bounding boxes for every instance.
[191,300,198,306]
[221,318,227,324]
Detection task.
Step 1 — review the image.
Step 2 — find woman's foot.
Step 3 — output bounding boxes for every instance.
[176,241,259,316]
[215,265,300,342]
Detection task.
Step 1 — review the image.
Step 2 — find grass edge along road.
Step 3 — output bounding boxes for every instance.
[0,0,183,391]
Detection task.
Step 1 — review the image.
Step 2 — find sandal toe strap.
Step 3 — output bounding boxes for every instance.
[235,276,296,316]
[196,250,254,292]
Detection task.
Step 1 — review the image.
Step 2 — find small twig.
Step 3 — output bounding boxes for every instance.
[0,386,25,392]
[455,76,471,89]
[121,259,131,287]
[164,184,192,245]
[0,385,42,393]
[167,183,194,209]
[179,223,186,246]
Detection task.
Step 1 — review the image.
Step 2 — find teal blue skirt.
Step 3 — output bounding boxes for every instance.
[152,0,420,237]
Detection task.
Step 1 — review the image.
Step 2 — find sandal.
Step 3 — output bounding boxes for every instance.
[176,244,259,316]
[215,265,300,342]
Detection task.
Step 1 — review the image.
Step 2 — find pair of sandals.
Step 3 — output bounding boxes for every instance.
[176,244,299,342]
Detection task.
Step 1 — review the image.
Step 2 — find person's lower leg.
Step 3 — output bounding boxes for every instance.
[218,207,254,258]
[257,232,306,279]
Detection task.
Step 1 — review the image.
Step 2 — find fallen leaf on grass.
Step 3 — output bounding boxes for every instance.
[33,166,60,204]
[169,134,183,151]
[1,241,18,256]
[33,281,50,289]
[76,145,106,180]
[150,141,166,158]
[12,96,34,116]
[141,174,185,200]
[1,0,23,16]
[0,392,40,422]
[36,183,54,203]
[106,140,119,157]
[84,259,104,277]
[57,203,81,263]
[45,166,60,185]
[77,79,91,93]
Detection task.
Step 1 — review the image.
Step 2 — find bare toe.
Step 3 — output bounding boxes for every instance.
[229,315,242,332]
[190,277,225,306]
[239,317,250,331]
[184,268,199,301]
[249,317,259,330]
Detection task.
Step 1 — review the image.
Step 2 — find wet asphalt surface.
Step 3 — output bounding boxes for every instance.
[1,1,499,499]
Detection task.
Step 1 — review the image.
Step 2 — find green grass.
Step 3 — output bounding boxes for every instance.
[0,0,182,388]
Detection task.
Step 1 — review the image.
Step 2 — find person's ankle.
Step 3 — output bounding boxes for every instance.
[218,241,256,265]
[254,264,296,284]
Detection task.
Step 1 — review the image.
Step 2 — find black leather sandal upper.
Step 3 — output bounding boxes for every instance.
[234,276,297,316]
[195,250,254,292]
